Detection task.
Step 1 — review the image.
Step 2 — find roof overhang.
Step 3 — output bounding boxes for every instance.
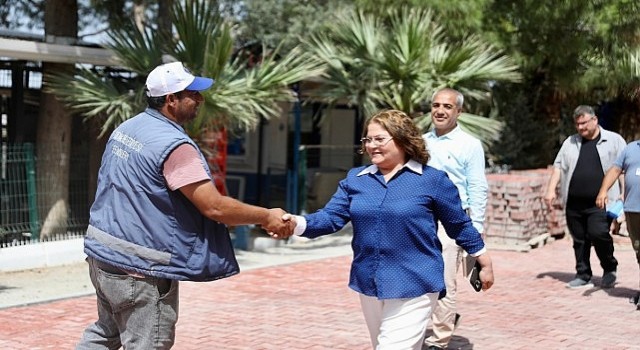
[0,37,119,66]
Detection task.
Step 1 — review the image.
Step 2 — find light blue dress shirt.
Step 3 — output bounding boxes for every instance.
[614,140,640,213]
[423,126,488,233]
[295,160,485,299]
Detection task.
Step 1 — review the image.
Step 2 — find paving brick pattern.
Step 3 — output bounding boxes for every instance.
[1,237,638,350]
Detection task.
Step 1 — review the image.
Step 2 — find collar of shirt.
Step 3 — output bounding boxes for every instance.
[356,159,423,177]
[571,126,608,145]
[145,107,186,134]
[424,125,462,140]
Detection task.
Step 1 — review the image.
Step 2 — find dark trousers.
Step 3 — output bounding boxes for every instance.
[565,204,618,281]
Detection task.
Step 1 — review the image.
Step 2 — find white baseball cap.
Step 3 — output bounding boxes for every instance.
[145,62,214,97]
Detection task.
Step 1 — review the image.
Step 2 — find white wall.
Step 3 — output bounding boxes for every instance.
[320,108,357,169]
[226,102,290,175]
[263,101,290,175]
[0,238,86,272]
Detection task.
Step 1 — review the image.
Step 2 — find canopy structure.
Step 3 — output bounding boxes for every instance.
[0,36,118,66]
[0,33,121,147]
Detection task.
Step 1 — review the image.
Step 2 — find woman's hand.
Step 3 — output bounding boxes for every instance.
[476,253,495,291]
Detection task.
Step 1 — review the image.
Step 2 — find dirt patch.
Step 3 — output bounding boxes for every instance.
[0,261,93,309]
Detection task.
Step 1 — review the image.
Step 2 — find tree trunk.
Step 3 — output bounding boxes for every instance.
[36,0,78,240]
[133,0,145,32]
[157,0,174,34]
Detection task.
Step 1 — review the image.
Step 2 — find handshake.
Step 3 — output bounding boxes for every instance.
[261,208,298,239]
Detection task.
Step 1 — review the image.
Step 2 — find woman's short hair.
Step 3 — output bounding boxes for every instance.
[362,109,430,164]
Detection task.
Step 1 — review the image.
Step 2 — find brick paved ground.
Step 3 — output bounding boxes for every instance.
[1,236,638,350]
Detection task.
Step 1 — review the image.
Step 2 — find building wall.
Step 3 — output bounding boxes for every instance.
[320,108,357,170]
[226,103,359,210]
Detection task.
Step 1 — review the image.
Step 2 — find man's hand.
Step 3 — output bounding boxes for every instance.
[543,191,556,210]
[271,213,297,239]
[261,208,295,239]
[544,168,561,210]
[595,191,608,209]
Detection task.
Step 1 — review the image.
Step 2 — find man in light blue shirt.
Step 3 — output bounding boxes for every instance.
[596,140,640,308]
[423,88,488,350]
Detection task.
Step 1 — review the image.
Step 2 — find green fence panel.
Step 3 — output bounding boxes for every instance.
[1,143,89,246]
[24,143,40,239]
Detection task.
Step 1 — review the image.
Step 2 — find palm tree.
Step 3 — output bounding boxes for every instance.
[304,7,521,148]
[50,0,324,133]
[47,0,324,194]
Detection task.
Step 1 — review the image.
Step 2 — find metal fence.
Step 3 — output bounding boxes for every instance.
[0,142,364,247]
[0,143,90,247]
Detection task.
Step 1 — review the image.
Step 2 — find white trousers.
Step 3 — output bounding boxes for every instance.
[359,292,438,350]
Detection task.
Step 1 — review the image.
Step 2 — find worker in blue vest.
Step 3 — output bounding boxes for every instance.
[77,62,294,349]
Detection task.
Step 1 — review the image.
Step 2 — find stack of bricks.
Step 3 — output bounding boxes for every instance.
[510,167,567,238]
[484,167,566,247]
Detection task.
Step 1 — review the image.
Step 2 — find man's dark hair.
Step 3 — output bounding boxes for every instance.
[146,89,166,109]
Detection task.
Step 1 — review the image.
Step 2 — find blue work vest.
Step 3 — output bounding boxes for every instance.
[84,108,239,281]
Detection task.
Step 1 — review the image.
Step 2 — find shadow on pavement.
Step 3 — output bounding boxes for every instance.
[447,335,473,349]
[423,331,473,350]
[537,271,637,300]
[582,285,638,300]
[536,271,574,283]
[0,285,16,292]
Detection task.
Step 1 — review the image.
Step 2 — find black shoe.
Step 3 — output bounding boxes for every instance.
[426,346,444,350]
[601,271,617,289]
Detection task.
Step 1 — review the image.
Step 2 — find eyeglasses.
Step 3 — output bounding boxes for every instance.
[360,136,393,146]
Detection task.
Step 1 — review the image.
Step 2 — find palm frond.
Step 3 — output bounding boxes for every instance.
[196,45,326,131]
[47,0,326,140]
[304,6,520,145]
[170,0,224,72]
[591,47,640,99]
[46,68,142,137]
[441,39,522,92]
[303,9,383,118]
[105,20,164,74]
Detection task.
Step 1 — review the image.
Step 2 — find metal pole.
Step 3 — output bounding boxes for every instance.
[291,84,301,214]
